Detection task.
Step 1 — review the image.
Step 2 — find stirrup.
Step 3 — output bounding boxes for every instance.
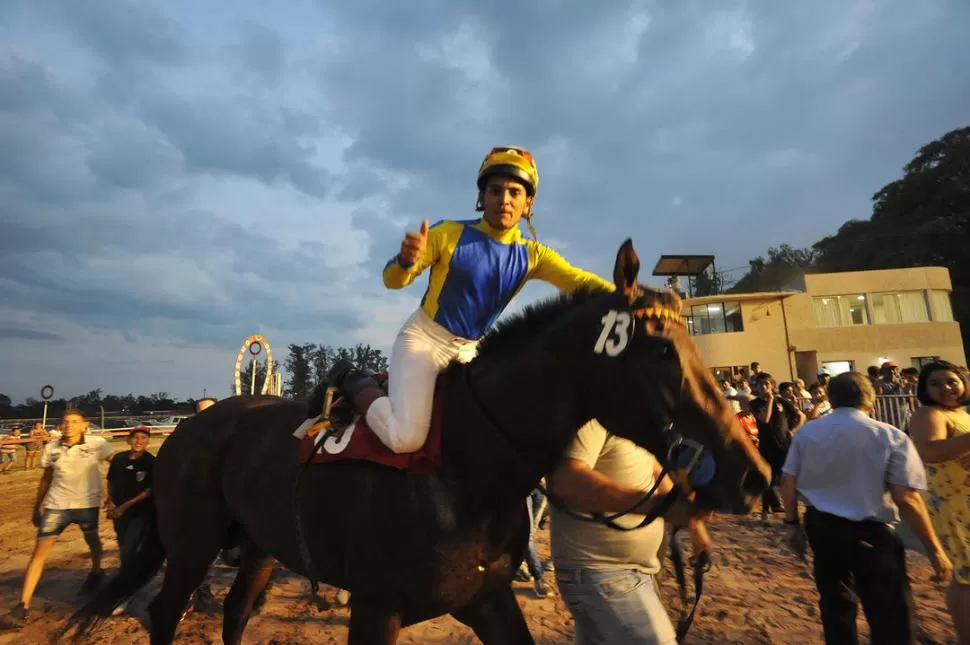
[321,386,338,421]
[305,387,339,440]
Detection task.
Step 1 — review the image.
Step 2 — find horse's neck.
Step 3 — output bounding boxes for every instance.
[456,356,591,498]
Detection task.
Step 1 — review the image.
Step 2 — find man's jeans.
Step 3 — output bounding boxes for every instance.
[523,489,547,579]
[556,567,677,645]
[114,513,149,568]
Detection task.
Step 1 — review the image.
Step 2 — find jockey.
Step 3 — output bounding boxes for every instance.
[328,146,615,453]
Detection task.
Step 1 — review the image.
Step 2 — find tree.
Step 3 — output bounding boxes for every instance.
[813,125,970,350]
[310,345,333,384]
[307,344,389,385]
[73,389,104,416]
[350,343,389,373]
[285,343,316,401]
[692,267,724,297]
[728,244,819,293]
[234,359,278,396]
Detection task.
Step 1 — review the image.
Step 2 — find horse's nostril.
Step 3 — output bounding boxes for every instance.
[741,467,769,498]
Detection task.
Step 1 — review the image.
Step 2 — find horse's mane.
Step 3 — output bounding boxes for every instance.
[475,288,605,359]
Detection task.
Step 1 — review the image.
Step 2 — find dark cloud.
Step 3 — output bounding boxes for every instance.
[0,327,64,341]
[44,0,187,66]
[1,0,968,402]
[320,1,970,261]
[235,22,286,83]
[135,91,330,196]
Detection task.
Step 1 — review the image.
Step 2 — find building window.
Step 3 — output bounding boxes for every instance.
[724,301,743,332]
[821,360,854,376]
[685,301,744,336]
[913,356,941,368]
[812,295,869,327]
[870,291,930,323]
[927,290,954,322]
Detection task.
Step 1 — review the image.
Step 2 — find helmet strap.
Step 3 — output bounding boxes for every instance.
[523,211,538,241]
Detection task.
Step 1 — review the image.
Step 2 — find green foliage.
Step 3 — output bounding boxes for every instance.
[0,344,390,420]
[233,360,279,396]
[728,245,819,293]
[284,343,389,401]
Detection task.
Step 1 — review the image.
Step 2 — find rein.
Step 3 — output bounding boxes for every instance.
[462,364,707,643]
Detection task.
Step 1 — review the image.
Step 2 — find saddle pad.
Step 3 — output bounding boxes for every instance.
[296,374,446,475]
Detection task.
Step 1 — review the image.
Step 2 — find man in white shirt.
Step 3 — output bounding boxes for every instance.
[781,372,951,645]
[0,410,114,627]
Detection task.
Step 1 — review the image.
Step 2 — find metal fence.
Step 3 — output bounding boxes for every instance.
[872,394,918,430]
[796,394,918,431]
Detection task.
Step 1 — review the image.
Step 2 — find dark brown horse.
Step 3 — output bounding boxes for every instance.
[65,240,769,644]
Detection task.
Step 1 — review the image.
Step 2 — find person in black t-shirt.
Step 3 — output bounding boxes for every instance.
[750,373,805,524]
[105,426,154,568]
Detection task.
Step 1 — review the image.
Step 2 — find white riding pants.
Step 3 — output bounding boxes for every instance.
[366,308,479,453]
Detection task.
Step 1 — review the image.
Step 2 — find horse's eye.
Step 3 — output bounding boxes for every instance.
[649,341,672,359]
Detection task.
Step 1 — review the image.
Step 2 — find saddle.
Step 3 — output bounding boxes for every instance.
[294,374,445,475]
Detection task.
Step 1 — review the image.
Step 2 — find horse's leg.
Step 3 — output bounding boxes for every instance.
[347,604,402,645]
[147,554,217,645]
[149,511,228,645]
[451,585,535,645]
[221,542,275,645]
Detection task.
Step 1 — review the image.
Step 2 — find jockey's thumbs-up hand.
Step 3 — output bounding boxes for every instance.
[400,218,429,267]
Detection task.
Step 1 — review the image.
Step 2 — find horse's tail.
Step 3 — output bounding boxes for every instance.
[59,514,166,641]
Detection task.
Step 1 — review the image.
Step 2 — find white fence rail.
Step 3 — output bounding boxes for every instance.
[796,394,918,431]
[872,394,918,430]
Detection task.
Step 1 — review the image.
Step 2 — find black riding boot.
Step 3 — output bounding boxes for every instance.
[327,359,385,418]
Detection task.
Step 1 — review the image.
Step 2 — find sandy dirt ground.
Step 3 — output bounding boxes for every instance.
[0,441,957,644]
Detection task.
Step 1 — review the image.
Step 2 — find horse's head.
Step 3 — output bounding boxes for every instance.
[587,239,770,514]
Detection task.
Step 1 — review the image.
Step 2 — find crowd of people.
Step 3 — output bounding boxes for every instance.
[0,423,52,475]
[711,360,970,644]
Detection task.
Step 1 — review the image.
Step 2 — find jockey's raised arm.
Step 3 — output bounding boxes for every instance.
[529,242,615,294]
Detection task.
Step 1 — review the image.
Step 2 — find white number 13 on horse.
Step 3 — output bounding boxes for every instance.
[594,310,632,356]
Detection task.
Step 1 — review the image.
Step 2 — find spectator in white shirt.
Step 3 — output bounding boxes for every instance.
[0,410,114,628]
[781,372,951,645]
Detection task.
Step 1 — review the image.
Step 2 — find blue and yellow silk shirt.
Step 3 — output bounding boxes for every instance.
[383,218,615,340]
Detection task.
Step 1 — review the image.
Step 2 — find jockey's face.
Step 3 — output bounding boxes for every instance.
[481,177,533,231]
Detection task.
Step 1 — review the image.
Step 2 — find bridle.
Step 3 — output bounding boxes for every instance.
[538,422,712,531]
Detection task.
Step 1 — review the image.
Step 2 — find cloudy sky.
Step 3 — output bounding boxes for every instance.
[1,0,968,404]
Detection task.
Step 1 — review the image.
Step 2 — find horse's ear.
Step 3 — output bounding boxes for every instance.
[613,238,640,305]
